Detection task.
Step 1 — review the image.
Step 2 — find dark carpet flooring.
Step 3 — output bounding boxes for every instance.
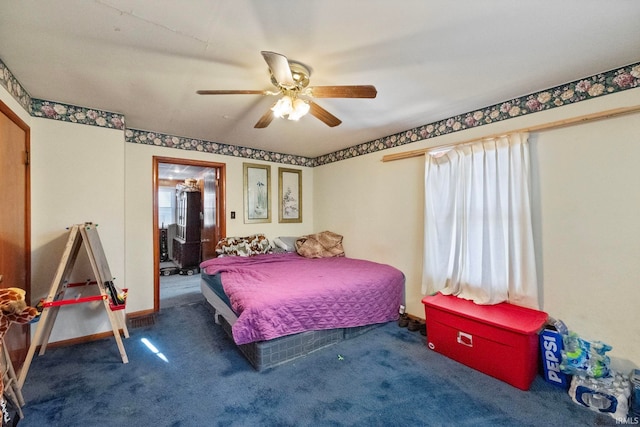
[17,299,617,426]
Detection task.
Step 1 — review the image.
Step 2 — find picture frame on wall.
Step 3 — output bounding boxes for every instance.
[243,163,271,223]
[278,167,302,223]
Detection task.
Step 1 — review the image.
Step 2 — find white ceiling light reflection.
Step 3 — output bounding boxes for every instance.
[141,338,169,362]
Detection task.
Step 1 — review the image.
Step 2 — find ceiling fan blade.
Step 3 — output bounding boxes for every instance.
[308,101,342,127]
[254,107,275,128]
[261,51,295,89]
[197,90,270,95]
[307,85,377,98]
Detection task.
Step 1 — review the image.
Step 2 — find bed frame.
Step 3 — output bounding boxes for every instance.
[200,279,382,370]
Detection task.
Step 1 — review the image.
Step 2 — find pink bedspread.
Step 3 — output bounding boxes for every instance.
[200,253,404,344]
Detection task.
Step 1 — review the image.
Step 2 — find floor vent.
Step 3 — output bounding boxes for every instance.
[127,314,157,329]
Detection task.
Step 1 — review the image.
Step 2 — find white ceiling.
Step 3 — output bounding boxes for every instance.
[1,1,639,158]
[158,162,211,181]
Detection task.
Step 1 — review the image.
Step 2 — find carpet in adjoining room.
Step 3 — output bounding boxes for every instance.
[159,272,203,308]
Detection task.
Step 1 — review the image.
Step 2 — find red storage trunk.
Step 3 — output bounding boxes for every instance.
[422,293,548,391]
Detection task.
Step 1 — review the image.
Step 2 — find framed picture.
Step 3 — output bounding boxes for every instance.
[278,168,302,223]
[243,163,271,223]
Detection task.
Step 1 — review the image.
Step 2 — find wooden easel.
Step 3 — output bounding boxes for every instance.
[18,223,129,388]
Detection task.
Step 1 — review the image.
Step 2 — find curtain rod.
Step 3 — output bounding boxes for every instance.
[381,105,640,163]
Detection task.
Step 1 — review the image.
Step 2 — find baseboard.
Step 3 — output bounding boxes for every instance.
[40,330,125,350]
[38,308,157,349]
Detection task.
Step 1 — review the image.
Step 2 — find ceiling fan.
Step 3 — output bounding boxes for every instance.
[197,51,377,128]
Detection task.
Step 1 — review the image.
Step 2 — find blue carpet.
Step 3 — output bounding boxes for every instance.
[19,301,616,426]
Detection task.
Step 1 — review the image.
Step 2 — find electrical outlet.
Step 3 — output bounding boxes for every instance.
[231,211,236,219]
[399,304,406,315]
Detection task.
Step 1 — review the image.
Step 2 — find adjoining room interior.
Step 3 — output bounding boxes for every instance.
[155,159,224,309]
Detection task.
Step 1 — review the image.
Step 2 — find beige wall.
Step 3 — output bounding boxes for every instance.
[29,118,126,342]
[314,88,640,372]
[1,85,314,341]
[2,82,638,371]
[531,110,640,372]
[124,142,314,313]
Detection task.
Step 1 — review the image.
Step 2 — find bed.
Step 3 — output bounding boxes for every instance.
[199,235,404,370]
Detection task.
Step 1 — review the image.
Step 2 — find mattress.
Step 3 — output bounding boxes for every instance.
[200,276,381,370]
[200,271,232,309]
[200,273,237,326]
[200,252,405,345]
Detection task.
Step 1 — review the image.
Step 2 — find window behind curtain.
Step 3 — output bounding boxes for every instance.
[158,186,176,228]
[422,132,539,309]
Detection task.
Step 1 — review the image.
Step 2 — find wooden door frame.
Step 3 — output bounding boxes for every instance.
[0,99,31,362]
[152,156,226,312]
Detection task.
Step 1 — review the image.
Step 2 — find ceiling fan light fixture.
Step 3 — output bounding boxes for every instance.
[199,51,376,128]
[287,98,310,121]
[271,95,310,121]
[271,95,293,118]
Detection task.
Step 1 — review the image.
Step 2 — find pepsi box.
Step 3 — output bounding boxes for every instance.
[540,328,571,389]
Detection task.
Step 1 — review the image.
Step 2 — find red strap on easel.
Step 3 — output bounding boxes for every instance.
[42,294,107,308]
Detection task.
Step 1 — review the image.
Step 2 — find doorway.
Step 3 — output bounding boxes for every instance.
[0,99,31,367]
[152,157,226,311]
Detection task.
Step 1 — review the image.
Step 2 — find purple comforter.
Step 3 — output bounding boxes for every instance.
[200,252,404,344]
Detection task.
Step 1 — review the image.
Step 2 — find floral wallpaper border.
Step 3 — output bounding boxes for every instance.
[0,58,32,113]
[315,61,640,166]
[125,128,313,167]
[31,99,126,130]
[2,56,639,168]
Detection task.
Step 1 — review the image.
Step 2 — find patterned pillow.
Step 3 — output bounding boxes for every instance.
[295,231,345,258]
[215,234,271,257]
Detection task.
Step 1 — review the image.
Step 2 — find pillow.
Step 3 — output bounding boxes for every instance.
[273,236,298,252]
[295,231,345,258]
[215,234,271,257]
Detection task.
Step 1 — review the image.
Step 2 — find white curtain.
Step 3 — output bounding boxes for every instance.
[421,132,539,309]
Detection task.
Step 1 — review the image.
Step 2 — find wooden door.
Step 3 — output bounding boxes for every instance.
[200,169,219,261]
[0,100,31,367]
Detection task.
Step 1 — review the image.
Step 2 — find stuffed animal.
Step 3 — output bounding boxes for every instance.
[0,288,39,399]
